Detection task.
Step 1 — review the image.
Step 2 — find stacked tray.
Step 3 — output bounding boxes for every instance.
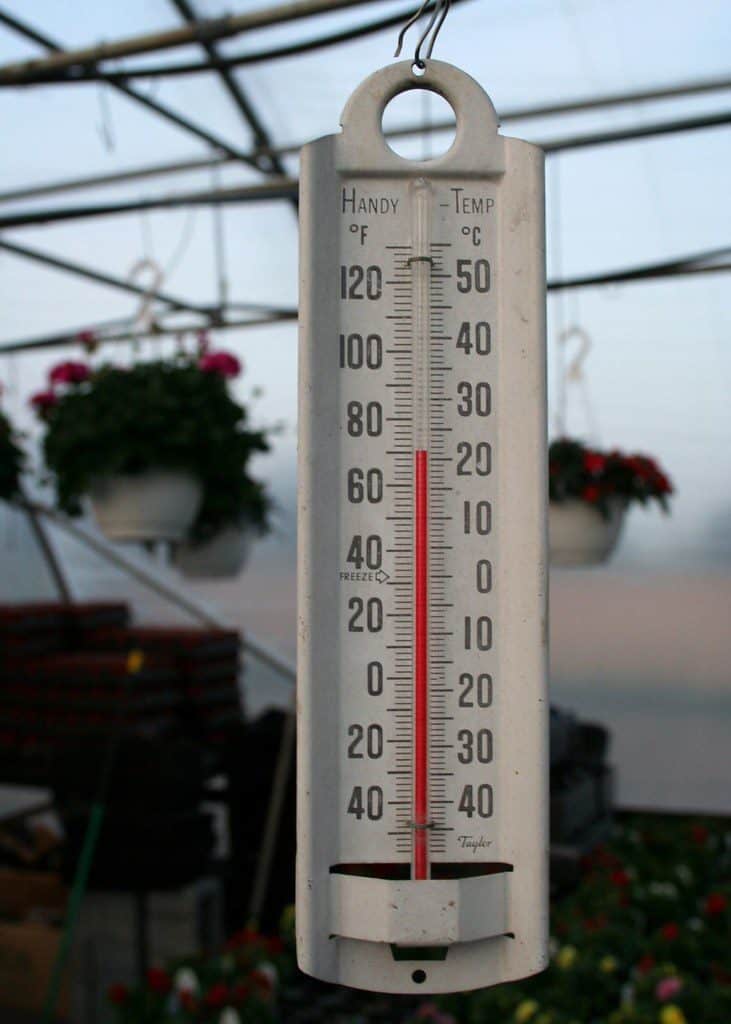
[0,605,244,757]
[0,651,178,751]
[0,603,67,664]
[79,626,243,742]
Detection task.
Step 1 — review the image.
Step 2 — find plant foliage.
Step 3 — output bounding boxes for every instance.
[549,438,673,518]
[39,356,272,540]
[0,408,23,500]
[107,816,729,1023]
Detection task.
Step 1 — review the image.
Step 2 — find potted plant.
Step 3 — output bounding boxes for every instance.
[173,471,271,579]
[548,438,673,567]
[33,351,272,549]
[0,406,23,501]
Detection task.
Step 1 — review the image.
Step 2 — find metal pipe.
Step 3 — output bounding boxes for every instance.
[6,1,455,85]
[0,155,232,205]
[247,701,296,925]
[0,8,265,170]
[548,250,731,291]
[0,238,211,315]
[543,109,731,153]
[1,108,728,229]
[0,311,297,355]
[170,0,292,189]
[2,251,729,356]
[0,179,298,231]
[2,243,729,355]
[2,75,729,205]
[19,487,74,604]
[0,0,387,85]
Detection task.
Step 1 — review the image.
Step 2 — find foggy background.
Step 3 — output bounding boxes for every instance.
[0,0,729,812]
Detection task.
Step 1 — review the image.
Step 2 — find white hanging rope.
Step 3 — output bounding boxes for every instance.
[554,325,602,444]
[127,257,165,340]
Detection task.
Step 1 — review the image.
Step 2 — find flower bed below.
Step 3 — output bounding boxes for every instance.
[108,814,729,1024]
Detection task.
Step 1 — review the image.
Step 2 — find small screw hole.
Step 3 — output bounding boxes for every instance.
[412,61,426,77]
[412,969,427,984]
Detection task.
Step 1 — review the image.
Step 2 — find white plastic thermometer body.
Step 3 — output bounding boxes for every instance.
[297,60,548,994]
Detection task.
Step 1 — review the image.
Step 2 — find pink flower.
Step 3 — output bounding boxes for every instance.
[656,977,683,1002]
[198,350,242,378]
[49,361,90,386]
[30,390,58,416]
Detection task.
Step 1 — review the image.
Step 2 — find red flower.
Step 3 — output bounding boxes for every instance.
[226,926,265,949]
[705,892,727,916]
[30,390,58,415]
[107,983,129,1006]
[250,968,274,997]
[691,824,709,846]
[232,981,252,1005]
[660,922,680,941]
[611,869,631,889]
[656,472,673,495]
[581,484,601,503]
[198,350,241,378]
[637,954,655,975]
[583,451,607,475]
[49,360,90,385]
[583,913,608,933]
[179,991,198,1013]
[146,967,172,994]
[204,982,230,1008]
[267,936,284,955]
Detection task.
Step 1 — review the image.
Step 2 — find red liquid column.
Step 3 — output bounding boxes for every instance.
[414,448,429,879]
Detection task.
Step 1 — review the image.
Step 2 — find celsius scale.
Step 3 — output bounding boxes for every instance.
[297,57,548,994]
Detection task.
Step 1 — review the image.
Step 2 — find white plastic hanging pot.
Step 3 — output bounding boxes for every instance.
[173,523,256,579]
[549,498,627,567]
[89,470,202,542]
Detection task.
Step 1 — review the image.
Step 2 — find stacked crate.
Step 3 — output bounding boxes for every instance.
[0,603,243,756]
[78,624,243,743]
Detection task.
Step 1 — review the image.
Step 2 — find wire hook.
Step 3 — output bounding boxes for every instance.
[394,0,451,69]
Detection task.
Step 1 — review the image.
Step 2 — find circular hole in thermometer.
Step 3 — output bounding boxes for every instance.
[298,59,548,995]
[381,88,456,161]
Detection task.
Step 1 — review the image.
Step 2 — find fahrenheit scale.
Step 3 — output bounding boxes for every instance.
[297,60,548,993]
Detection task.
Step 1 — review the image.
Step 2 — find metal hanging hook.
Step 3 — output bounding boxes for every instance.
[394,0,451,69]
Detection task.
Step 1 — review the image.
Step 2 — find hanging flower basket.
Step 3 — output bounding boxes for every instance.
[89,470,202,542]
[173,521,257,579]
[33,351,274,546]
[548,438,673,568]
[549,497,627,567]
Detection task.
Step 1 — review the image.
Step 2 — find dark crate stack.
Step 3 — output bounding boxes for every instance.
[0,602,244,894]
[0,603,243,760]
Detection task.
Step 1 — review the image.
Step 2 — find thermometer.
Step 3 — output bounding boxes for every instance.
[297,60,548,994]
